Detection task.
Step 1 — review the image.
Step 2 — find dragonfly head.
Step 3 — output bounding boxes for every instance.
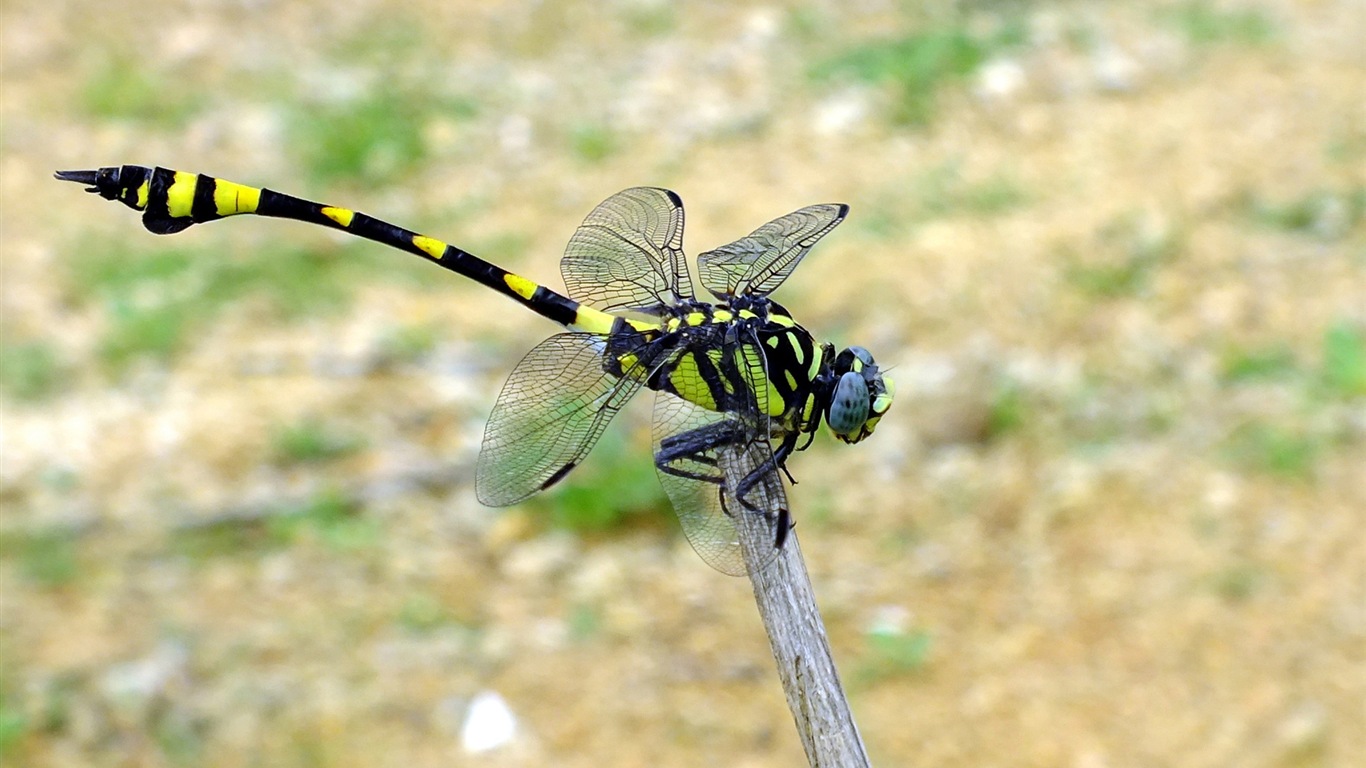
[826,346,894,444]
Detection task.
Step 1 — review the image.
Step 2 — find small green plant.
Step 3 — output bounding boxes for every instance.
[567,603,602,642]
[812,20,1025,126]
[152,710,204,767]
[1224,422,1320,480]
[66,240,387,375]
[98,299,194,373]
[1219,343,1298,384]
[1065,255,1151,298]
[1213,562,1265,601]
[855,626,932,685]
[397,593,456,633]
[270,417,366,465]
[288,89,475,186]
[377,322,442,366]
[0,529,80,588]
[856,165,1027,239]
[80,56,204,129]
[0,342,64,402]
[984,379,1028,440]
[171,493,377,562]
[1065,212,1184,298]
[467,232,532,267]
[169,518,272,561]
[0,678,27,758]
[915,163,1028,218]
[570,124,619,164]
[1321,323,1366,398]
[1244,187,1365,240]
[1161,1,1277,47]
[267,490,379,552]
[529,429,671,534]
[620,3,676,37]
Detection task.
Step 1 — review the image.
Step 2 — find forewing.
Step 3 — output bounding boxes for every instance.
[697,203,847,300]
[561,187,694,312]
[477,333,645,505]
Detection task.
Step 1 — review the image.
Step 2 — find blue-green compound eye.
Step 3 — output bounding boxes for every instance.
[828,371,870,434]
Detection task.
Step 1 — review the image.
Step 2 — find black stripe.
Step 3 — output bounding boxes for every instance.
[139,167,191,235]
[692,347,731,409]
[145,167,176,221]
[257,188,336,230]
[718,344,749,407]
[191,173,221,222]
[117,165,151,208]
[528,286,579,327]
[541,462,577,490]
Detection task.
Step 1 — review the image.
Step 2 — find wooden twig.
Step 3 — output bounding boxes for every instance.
[733,461,871,766]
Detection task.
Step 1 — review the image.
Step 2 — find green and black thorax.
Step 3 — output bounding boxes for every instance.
[609,294,841,436]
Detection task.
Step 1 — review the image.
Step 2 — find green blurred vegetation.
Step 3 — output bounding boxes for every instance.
[567,603,603,642]
[168,490,379,563]
[984,379,1028,440]
[1242,185,1366,240]
[265,490,381,553]
[270,417,367,465]
[0,529,81,589]
[1212,561,1267,602]
[286,16,479,186]
[527,429,672,535]
[1065,211,1185,298]
[396,592,471,634]
[1220,343,1298,384]
[1159,0,1278,47]
[1219,323,1366,399]
[1223,421,1320,480]
[79,55,205,128]
[0,341,65,402]
[0,686,25,760]
[569,123,620,164]
[288,88,476,186]
[812,17,1026,126]
[857,162,1028,239]
[64,241,392,375]
[375,321,443,367]
[855,626,932,686]
[1321,323,1366,398]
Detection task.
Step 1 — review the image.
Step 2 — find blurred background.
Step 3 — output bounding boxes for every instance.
[2,0,1362,765]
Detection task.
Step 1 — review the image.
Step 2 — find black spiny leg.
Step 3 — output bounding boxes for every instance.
[656,418,789,550]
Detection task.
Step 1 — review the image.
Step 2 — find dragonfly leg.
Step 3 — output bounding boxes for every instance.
[657,418,791,549]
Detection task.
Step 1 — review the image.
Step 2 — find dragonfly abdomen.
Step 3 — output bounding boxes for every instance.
[55,165,618,335]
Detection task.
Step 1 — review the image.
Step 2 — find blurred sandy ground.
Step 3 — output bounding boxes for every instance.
[1,0,1363,766]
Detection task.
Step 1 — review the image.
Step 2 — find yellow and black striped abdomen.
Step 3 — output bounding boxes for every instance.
[56,165,622,336]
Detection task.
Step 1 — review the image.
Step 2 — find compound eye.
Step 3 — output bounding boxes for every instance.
[827,371,870,435]
[834,346,877,377]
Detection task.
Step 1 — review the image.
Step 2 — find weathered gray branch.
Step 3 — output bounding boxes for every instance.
[732,456,871,767]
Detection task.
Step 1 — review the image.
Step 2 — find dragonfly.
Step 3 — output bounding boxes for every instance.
[55,166,894,575]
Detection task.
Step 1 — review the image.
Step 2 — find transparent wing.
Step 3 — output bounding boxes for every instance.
[477,333,646,505]
[697,203,847,300]
[652,330,785,575]
[561,187,694,312]
[652,395,784,576]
